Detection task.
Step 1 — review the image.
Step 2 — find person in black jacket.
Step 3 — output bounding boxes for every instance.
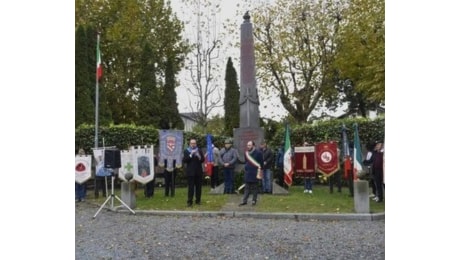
[364,142,377,198]
[239,141,264,206]
[183,138,205,207]
[260,140,274,193]
[163,159,177,197]
[143,155,158,198]
[363,141,384,203]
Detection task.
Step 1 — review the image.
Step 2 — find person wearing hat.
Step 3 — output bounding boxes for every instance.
[219,138,239,194]
[363,140,384,203]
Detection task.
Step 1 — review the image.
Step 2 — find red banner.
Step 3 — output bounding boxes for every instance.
[204,155,213,177]
[294,146,315,178]
[315,142,339,177]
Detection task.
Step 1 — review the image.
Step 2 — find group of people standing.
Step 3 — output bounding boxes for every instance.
[183,137,240,207]
[183,138,276,207]
[76,137,384,208]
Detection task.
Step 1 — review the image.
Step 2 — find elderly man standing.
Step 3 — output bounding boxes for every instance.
[219,139,239,194]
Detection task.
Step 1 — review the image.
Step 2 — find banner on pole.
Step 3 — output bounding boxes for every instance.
[131,145,155,184]
[93,148,112,177]
[118,150,134,182]
[294,146,315,178]
[75,155,92,184]
[158,130,183,171]
[315,142,340,177]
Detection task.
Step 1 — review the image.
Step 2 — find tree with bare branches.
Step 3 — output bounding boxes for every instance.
[177,0,226,129]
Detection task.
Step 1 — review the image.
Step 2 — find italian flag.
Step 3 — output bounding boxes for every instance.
[96,35,102,81]
[283,124,293,186]
[353,123,364,180]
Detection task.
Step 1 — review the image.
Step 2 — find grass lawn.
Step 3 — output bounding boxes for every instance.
[87,183,384,214]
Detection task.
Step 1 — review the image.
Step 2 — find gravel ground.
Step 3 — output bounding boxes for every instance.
[75,202,384,260]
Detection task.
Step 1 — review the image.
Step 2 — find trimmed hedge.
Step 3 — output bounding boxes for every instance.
[75,117,384,152]
[272,117,384,149]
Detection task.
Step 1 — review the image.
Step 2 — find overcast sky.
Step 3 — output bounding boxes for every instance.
[170,0,290,121]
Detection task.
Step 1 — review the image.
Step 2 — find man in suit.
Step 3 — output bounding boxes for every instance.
[183,138,205,207]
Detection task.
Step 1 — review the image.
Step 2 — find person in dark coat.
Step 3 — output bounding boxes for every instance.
[183,138,205,207]
[219,139,239,194]
[363,140,384,203]
[260,140,274,193]
[143,155,158,198]
[163,159,177,197]
[239,140,264,206]
[274,144,285,187]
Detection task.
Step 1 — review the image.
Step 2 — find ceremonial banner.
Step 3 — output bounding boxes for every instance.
[131,145,155,184]
[75,155,92,184]
[294,146,315,178]
[341,124,352,179]
[93,148,112,177]
[93,148,104,164]
[204,134,214,177]
[315,142,340,177]
[118,149,134,182]
[158,130,183,171]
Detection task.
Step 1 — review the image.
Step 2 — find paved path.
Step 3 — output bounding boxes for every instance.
[76,201,385,259]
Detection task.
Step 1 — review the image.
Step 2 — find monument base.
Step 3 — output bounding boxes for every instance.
[353,180,370,213]
[233,127,265,162]
[209,183,225,194]
[272,181,289,195]
[121,182,136,209]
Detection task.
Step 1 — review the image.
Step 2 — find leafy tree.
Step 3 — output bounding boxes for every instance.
[75,25,94,127]
[334,0,384,105]
[75,0,189,125]
[223,57,240,136]
[250,0,348,123]
[159,56,184,130]
[328,79,380,118]
[137,43,161,126]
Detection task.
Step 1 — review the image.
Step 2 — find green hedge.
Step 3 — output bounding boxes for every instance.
[75,124,229,152]
[76,117,384,188]
[76,117,384,152]
[272,117,384,149]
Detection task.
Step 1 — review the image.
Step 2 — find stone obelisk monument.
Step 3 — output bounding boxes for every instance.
[233,11,265,162]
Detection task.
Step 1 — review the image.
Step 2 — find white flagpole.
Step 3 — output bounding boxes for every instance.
[95,33,100,149]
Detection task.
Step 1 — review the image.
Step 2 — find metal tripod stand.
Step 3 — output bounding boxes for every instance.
[93,171,135,218]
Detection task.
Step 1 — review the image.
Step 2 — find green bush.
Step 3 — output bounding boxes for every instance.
[76,117,384,152]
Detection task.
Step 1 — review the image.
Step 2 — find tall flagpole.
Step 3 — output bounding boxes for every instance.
[95,33,100,149]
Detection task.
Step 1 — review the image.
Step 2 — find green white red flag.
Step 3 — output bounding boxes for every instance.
[283,124,293,186]
[96,34,102,81]
[353,123,364,180]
